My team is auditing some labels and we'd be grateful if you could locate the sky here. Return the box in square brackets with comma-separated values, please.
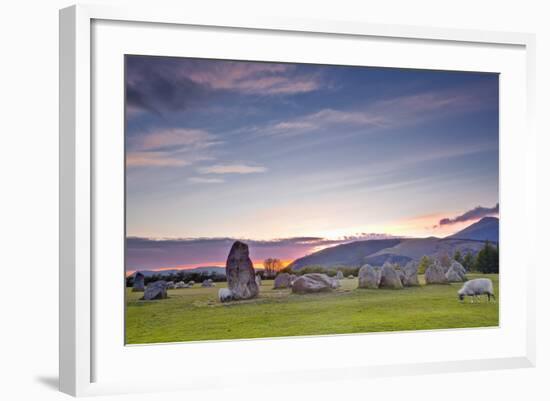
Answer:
[125, 55, 499, 271]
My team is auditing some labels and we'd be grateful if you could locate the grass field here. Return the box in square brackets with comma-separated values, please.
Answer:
[125, 273, 499, 344]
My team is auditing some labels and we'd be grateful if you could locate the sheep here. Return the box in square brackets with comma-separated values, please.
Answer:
[458, 278, 496, 303]
[218, 288, 233, 303]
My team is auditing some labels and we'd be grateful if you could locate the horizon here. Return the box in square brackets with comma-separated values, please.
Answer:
[125, 56, 499, 273]
[125, 215, 499, 273]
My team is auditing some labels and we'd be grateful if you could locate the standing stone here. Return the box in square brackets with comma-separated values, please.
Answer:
[132, 272, 145, 292]
[255, 274, 262, 287]
[273, 272, 292, 289]
[445, 261, 467, 282]
[291, 273, 335, 294]
[336, 271, 344, 280]
[402, 261, 420, 286]
[141, 280, 168, 300]
[226, 241, 259, 300]
[379, 263, 404, 289]
[425, 261, 449, 284]
[358, 264, 381, 289]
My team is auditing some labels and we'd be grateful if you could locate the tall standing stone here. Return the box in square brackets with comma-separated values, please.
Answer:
[132, 271, 145, 292]
[226, 241, 259, 300]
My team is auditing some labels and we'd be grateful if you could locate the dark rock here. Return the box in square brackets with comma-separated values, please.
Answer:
[226, 241, 259, 300]
[141, 280, 168, 300]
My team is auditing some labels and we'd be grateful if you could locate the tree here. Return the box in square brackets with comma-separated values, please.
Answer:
[474, 241, 499, 274]
[453, 250, 463, 265]
[418, 255, 431, 274]
[263, 258, 284, 278]
[463, 252, 475, 271]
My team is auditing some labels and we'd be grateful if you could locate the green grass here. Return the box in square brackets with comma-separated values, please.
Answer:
[125, 274, 499, 344]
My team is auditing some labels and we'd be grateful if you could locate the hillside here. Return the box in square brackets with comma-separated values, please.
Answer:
[288, 218, 499, 270]
[445, 216, 499, 242]
[287, 238, 402, 270]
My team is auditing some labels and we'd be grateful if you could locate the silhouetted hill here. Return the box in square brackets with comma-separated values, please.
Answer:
[445, 217, 499, 242]
[288, 239, 402, 270]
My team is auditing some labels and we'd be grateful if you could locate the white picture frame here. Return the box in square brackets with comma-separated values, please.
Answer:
[59, 4, 536, 397]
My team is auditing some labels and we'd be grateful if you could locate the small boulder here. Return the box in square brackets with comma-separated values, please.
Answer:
[401, 261, 420, 286]
[218, 288, 233, 303]
[358, 264, 381, 289]
[425, 261, 449, 284]
[132, 272, 145, 292]
[273, 273, 292, 289]
[141, 280, 168, 300]
[379, 263, 404, 289]
[291, 273, 335, 294]
[347, 275, 355, 279]
[166, 281, 175, 289]
[201, 279, 215, 287]
[336, 271, 344, 280]
[225, 241, 259, 300]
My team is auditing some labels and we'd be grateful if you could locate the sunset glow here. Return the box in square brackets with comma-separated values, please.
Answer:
[125, 56, 498, 273]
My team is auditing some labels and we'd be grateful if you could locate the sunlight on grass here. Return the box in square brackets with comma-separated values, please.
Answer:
[125, 274, 498, 344]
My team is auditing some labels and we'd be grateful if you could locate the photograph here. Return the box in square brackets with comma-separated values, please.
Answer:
[124, 55, 499, 345]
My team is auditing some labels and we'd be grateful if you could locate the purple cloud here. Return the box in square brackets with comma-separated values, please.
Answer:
[438, 203, 499, 226]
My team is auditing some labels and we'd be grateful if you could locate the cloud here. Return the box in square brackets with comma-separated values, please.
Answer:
[198, 163, 267, 174]
[250, 83, 496, 138]
[438, 203, 499, 226]
[127, 128, 220, 168]
[188, 177, 225, 184]
[180, 61, 321, 95]
[137, 128, 219, 151]
[126, 56, 324, 116]
[126, 152, 193, 168]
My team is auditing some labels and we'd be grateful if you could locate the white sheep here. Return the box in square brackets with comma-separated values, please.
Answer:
[458, 278, 496, 303]
[218, 288, 233, 303]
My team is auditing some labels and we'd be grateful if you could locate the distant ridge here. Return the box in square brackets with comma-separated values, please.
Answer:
[287, 238, 402, 270]
[130, 266, 225, 278]
[288, 218, 499, 270]
[445, 217, 499, 243]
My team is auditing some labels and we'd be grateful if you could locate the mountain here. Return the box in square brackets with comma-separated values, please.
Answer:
[288, 218, 499, 270]
[445, 217, 499, 242]
[287, 238, 402, 270]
